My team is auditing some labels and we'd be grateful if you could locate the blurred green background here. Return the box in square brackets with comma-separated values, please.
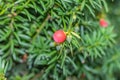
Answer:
[108, 0, 120, 41]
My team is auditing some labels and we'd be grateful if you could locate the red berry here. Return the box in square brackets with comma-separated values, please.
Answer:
[53, 30, 66, 43]
[99, 19, 108, 27]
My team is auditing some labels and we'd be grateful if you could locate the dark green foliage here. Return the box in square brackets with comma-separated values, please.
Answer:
[0, 0, 119, 80]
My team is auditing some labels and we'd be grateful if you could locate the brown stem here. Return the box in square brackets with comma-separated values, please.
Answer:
[32, 14, 51, 41]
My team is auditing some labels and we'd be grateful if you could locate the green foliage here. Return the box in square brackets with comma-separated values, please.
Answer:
[0, 0, 119, 80]
[10, 73, 34, 80]
[0, 58, 8, 80]
[82, 27, 116, 59]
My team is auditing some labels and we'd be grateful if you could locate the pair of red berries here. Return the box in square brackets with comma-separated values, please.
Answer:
[53, 19, 108, 43]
